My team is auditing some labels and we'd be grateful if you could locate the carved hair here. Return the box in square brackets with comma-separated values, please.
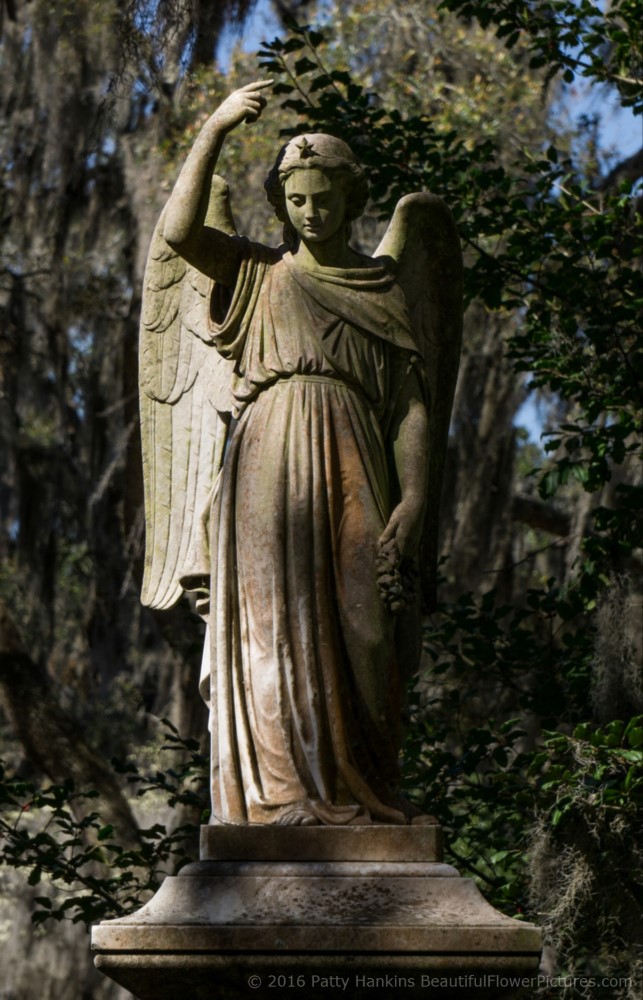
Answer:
[264, 134, 369, 248]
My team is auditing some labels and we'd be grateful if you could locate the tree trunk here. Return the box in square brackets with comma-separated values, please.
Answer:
[0, 600, 140, 845]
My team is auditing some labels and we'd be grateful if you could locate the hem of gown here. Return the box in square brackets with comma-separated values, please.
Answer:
[209, 797, 415, 828]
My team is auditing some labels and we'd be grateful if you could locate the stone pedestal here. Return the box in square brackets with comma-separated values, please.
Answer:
[92, 825, 541, 999]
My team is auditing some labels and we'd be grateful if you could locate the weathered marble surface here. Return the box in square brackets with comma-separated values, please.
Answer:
[97, 83, 541, 998]
[199, 822, 443, 862]
[139, 82, 463, 826]
[92, 825, 541, 1000]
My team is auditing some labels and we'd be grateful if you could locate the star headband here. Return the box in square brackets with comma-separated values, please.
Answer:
[277, 134, 360, 174]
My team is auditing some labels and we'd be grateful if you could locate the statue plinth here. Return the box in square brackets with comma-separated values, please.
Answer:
[92, 825, 541, 999]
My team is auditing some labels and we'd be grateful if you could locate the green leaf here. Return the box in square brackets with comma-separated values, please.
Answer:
[310, 74, 333, 94]
[627, 727, 643, 748]
[28, 868, 42, 886]
[308, 30, 325, 47]
[624, 766, 637, 792]
[539, 469, 560, 498]
[281, 13, 302, 33]
[570, 464, 590, 484]
[282, 38, 305, 53]
[294, 56, 318, 75]
[257, 59, 283, 73]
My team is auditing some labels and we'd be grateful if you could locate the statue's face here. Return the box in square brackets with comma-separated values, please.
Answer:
[284, 169, 346, 244]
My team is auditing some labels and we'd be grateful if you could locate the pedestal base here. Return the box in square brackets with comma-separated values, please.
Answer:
[92, 826, 541, 999]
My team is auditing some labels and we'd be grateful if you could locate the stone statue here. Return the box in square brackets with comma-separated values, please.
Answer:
[138, 81, 463, 828]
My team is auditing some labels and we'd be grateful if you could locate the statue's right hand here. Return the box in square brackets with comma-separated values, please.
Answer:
[215, 80, 273, 132]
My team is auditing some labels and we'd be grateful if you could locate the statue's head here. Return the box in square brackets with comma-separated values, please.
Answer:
[264, 134, 369, 248]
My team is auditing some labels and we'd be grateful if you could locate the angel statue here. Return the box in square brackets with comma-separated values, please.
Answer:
[139, 81, 463, 827]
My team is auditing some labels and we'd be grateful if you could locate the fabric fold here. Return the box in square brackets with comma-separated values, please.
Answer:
[201, 247, 421, 826]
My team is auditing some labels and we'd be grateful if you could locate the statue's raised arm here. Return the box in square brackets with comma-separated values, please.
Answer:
[139, 82, 271, 609]
[139, 86, 462, 826]
[162, 79, 273, 285]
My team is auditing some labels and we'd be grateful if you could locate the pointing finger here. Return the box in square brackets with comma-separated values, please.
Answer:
[243, 79, 273, 92]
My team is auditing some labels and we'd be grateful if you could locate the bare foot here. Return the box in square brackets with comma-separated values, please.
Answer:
[277, 806, 320, 826]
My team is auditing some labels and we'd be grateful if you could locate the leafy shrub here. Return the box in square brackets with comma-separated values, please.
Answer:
[0, 721, 208, 926]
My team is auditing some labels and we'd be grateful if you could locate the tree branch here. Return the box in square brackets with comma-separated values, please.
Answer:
[599, 147, 643, 193]
[513, 494, 571, 537]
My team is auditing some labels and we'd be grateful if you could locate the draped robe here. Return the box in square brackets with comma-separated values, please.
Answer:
[196, 243, 424, 825]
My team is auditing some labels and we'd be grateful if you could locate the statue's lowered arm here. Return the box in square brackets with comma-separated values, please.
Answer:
[376, 193, 463, 611]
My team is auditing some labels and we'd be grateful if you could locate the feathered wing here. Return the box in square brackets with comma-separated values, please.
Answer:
[139, 177, 237, 610]
[376, 193, 463, 611]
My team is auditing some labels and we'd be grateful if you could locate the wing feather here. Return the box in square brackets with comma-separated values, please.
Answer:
[140, 178, 237, 610]
[377, 192, 463, 610]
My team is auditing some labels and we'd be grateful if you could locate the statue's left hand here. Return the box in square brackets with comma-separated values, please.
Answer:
[379, 498, 425, 560]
